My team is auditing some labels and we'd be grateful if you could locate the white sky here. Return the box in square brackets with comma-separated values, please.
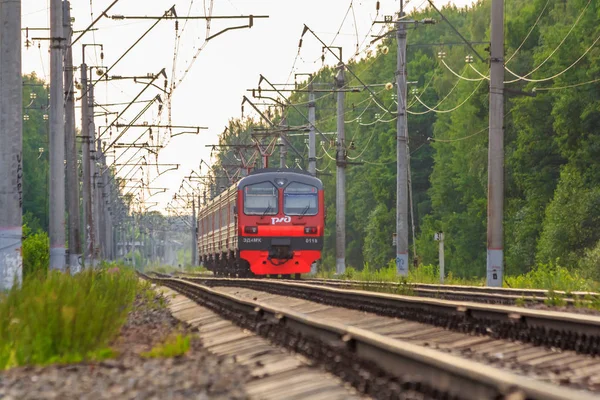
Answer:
[22, 0, 475, 214]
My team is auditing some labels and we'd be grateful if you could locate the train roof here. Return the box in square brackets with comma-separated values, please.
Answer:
[238, 168, 323, 190]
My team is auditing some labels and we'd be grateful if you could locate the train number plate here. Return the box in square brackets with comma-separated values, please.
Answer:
[243, 238, 263, 243]
[305, 238, 319, 244]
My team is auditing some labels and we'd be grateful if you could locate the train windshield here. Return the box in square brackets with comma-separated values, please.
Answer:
[244, 182, 278, 215]
[284, 182, 318, 216]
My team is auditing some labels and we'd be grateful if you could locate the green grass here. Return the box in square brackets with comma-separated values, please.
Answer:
[318, 260, 599, 292]
[504, 262, 599, 292]
[138, 279, 168, 310]
[315, 260, 600, 309]
[321, 262, 484, 286]
[142, 334, 191, 358]
[0, 266, 138, 370]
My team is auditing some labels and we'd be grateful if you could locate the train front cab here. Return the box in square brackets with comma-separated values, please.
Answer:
[237, 170, 324, 275]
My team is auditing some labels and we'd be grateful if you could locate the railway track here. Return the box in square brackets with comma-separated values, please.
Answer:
[145, 273, 599, 399]
[170, 271, 599, 307]
[177, 276, 600, 354]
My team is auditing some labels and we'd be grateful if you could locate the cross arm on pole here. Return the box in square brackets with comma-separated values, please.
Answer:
[241, 96, 304, 161]
[425, 0, 486, 62]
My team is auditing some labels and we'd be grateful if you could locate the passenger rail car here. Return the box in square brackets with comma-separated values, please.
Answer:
[198, 169, 325, 277]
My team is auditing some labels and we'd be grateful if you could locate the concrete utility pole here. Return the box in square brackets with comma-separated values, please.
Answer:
[80, 62, 95, 266]
[308, 79, 317, 176]
[191, 197, 197, 266]
[63, 0, 82, 272]
[435, 232, 445, 283]
[487, 0, 504, 287]
[49, 0, 66, 271]
[98, 141, 112, 260]
[279, 137, 287, 168]
[395, 1, 409, 276]
[335, 60, 346, 276]
[0, 0, 23, 290]
[89, 82, 103, 261]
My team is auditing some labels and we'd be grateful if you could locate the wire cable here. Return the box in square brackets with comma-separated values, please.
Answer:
[347, 124, 378, 160]
[440, 59, 487, 82]
[410, 80, 484, 114]
[534, 76, 600, 90]
[320, 142, 337, 161]
[504, 0, 592, 83]
[406, 65, 466, 114]
[429, 110, 513, 143]
[468, 64, 489, 80]
[505, 32, 600, 83]
[505, 0, 551, 64]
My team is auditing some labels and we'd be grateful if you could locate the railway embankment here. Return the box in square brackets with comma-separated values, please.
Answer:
[0, 266, 251, 399]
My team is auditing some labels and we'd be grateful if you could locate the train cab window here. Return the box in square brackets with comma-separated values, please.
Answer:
[284, 182, 318, 216]
[244, 182, 278, 215]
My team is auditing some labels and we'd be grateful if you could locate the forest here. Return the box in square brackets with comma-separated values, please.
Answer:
[211, 0, 600, 280]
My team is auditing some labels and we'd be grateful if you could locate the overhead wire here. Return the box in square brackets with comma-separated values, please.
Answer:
[429, 110, 514, 143]
[534, 76, 600, 91]
[504, 0, 592, 83]
[410, 80, 484, 115]
[505, 0, 551, 64]
[504, 32, 600, 83]
[347, 123, 378, 160]
[440, 59, 487, 82]
[406, 65, 466, 114]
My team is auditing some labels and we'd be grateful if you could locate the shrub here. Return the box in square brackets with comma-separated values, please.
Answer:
[22, 226, 49, 277]
[504, 261, 598, 292]
[579, 241, 600, 282]
[0, 266, 138, 370]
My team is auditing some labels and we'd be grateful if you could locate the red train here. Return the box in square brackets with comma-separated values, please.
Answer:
[198, 168, 325, 277]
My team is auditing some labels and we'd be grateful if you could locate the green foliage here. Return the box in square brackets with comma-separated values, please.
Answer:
[209, 1, 600, 280]
[363, 204, 395, 267]
[142, 334, 191, 358]
[579, 241, 600, 281]
[22, 225, 49, 277]
[22, 74, 51, 232]
[0, 266, 138, 370]
[536, 166, 600, 268]
[544, 290, 567, 307]
[504, 262, 598, 292]
[138, 280, 167, 310]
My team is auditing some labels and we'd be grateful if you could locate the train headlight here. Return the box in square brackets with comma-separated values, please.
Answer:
[244, 226, 258, 234]
[304, 227, 317, 234]
[274, 178, 287, 187]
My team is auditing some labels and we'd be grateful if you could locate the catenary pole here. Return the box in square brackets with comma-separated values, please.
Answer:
[89, 82, 102, 260]
[49, 0, 66, 271]
[308, 79, 316, 176]
[335, 60, 346, 276]
[0, 0, 23, 289]
[63, 0, 82, 272]
[395, 1, 409, 276]
[279, 116, 287, 168]
[191, 197, 197, 266]
[81, 62, 95, 266]
[105, 160, 114, 260]
[487, 0, 504, 287]
[308, 78, 318, 275]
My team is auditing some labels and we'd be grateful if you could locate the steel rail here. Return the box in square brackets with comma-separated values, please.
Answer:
[175, 276, 600, 355]
[144, 274, 597, 400]
[301, 278, 599, 298]
[173, 272, 598, 306]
